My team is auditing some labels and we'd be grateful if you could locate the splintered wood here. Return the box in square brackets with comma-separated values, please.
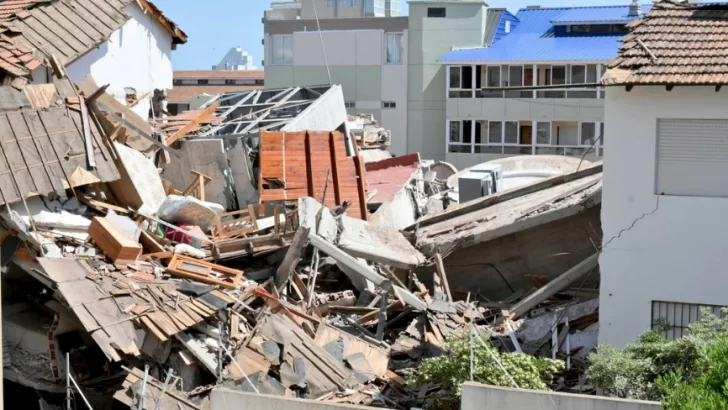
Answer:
[258, 130, 368, 220]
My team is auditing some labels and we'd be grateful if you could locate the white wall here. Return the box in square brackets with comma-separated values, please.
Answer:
[600, 86, 728, 348]
[65, 3, 174, 119]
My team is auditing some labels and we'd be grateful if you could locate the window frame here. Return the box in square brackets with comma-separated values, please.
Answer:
[536, 121, 552, 145]
[382, 101, 397, 109]
[570, 64, 587, 85]
[551, 65, 567, 86]
[579, 121, 597, 146]
[270, 34, 293, 66]
[384, 32, 403, 65]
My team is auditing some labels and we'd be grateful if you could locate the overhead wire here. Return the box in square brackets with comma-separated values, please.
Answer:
[311, 0, 332, 84]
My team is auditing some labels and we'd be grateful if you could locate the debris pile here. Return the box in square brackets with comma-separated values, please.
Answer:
[0, 71, 606, 409]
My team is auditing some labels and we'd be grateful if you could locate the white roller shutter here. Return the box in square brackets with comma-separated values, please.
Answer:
[656, 119, 728, 197]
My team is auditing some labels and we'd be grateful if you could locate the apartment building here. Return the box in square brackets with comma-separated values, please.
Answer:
[264, 0, 495, 158]
[267, 0, 400, 20]
[440, 3, 649, 168]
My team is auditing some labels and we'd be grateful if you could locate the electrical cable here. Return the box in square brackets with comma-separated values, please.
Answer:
[311, 0, 332, 85]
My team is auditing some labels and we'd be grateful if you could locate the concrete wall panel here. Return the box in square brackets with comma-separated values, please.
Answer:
[356, 31, 383, 66]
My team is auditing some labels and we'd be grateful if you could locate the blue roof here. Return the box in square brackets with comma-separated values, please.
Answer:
[439, 5, 651, 64]
[551, 5, 652, 25]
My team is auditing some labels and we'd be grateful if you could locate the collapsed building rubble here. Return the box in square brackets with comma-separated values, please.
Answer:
[0, 58, 608, 409]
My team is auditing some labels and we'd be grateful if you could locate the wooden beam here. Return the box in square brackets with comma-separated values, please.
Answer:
[275, 226, 310, 290]
[165, 102, 220, 145]
[305, 131, 315, 197]
[505, 253, 600, 320]
[434, 253, 453, 302]
[85, 84, 110, 104]
[78, 95, 96, 169]
[329, 131, 342, 205]
[353, 155, 368, 221]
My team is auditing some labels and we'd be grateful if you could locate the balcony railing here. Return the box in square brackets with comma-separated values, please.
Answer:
[451, 88, 605, 99]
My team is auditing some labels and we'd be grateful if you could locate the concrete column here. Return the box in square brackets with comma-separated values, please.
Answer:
[596, 121, 602, 156]
[471, 119, 476, 153]
[596, 64, 602, 99]
[531, 120, 537, 155]
[532, 64, 537, 99]
[446, 66, 450, 99]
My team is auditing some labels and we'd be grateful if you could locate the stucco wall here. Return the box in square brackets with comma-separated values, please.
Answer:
[600, 86, 728, 347]
[461, 383, 661, 410]
[407, 1, 487, 161]
[447, 98, 604, 122]
[65, 3, 173, 119]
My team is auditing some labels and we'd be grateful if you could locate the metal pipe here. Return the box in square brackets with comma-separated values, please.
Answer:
[140, 364, 149, 410]
[155, 369, 175, 410]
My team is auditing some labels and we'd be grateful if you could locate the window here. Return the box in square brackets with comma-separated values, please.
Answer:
[488, 121, 502, 144]
[504, 121, 519, 144]
[462, 120, 472, 144]
[344, 101, 355, 108]
[536, 122, 551, 144]
[449, 66, 461, 89]
[327, 0, 334, 6]
[505, 20, 511, 33]
[552, 66, 566, 85]
[173, 79, 182, 85]
[382, 101, 396, 109]
[656, 119, 728, 197]
[461, 66, 473, 89]
[486, 66, 500, 87]
[385, 33, 403, 64]
[506, 66, 523, 87]
[449, 121, 460, 142]
[197, 79, 208, 85]
[255, 79, 264, 85]
[581, 122, 596, 145]
[427, 7, 446, 18]
[652, 301, 726, 340]
[271, 34, 293, 65]
[571, 65, 586, 84]
[225, 79, 235, 85]
[337, 0, 354, 7]
[555, 123, 579, 146]
[600, 123, 605, 146]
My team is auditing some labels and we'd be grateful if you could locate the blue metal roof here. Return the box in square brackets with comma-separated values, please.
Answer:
[439, 5, 650, 64]
[551, 5, 652, 25]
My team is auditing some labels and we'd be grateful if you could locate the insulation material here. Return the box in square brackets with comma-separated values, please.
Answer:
[157, 195, 225, 232]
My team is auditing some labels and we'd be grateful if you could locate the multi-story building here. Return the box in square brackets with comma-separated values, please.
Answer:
[263, 0, 496, 158]
[168, 70, 265, 114]
[212, 47, 256, 70]
[440, 3, 649, 168]
[267, 0, 400, 20]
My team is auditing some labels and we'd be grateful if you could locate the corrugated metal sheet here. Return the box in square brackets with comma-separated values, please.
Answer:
[551, 5, 652, 25]
[259, 131, 369, 221]
[440, 6, 623, 63]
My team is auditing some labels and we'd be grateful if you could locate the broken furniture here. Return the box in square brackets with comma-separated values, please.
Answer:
[211, 204, 259, 239]
[89, 216, 143, 264]
[167, 254, 243, 289]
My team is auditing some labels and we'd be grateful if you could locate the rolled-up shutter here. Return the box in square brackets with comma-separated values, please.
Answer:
[656, 119, 728, 197]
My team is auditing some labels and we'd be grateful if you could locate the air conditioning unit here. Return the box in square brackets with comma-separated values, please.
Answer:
[458, 163, 503, 203]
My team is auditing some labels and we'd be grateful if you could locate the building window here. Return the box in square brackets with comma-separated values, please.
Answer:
[448, 66, 473, 98]
[225, 79, 235, 85]
[581, 122, 597, 146]
[571, 65, 586, 84]
[652, 301, 725, 340]
[173, 79, 182, 85]
[656, 118, 728, 197]
[327, 0, 334, 6]
[536, 122, 551, 144]
[385, 33, 403, 64]
[449, 121, 460, 143]
[344, 101, 355, 108]
[197, 79, 208, 85]
[552, 66, 566, 85]
[271, 34, 293, 65]
[505, 20, 511, 33]
[427, 7, 446, 18]
[383, 101, 396, 108]
[504, 121, 519, 144]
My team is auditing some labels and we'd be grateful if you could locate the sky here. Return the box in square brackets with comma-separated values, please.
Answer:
[154, 0, 634, 70]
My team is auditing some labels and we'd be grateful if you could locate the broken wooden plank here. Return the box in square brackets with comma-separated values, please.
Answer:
[275, 226, 310, 290]
[434, 253, 453, 302]
[505, 253, 600, 320]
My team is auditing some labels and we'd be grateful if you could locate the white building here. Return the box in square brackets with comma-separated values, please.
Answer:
[600, 0, 728, 347]
[0, 0, 186, 120]
[213, 47, 257, 70]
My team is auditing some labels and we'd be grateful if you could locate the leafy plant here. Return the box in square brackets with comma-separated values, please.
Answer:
[588, 307, 728, 402]
[407, 332, 564, 397]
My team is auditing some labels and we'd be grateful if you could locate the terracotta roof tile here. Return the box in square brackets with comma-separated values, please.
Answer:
[0, 0, 41, 21]
[605, 0, 728, 85]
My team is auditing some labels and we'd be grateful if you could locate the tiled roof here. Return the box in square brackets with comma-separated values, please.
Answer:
[0, 0, 40, 21]
[439, 5, 633, 63]
[551, 4, 651, 25]
[168, 85, 263, 103]
[174, 70, 265, 80]
[605, 0, 728, 85]
[0, 29, 41, 78]
[138, 0, 187, 44]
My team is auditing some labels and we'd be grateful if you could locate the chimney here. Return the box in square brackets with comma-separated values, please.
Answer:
[628, 0, 641, 17]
